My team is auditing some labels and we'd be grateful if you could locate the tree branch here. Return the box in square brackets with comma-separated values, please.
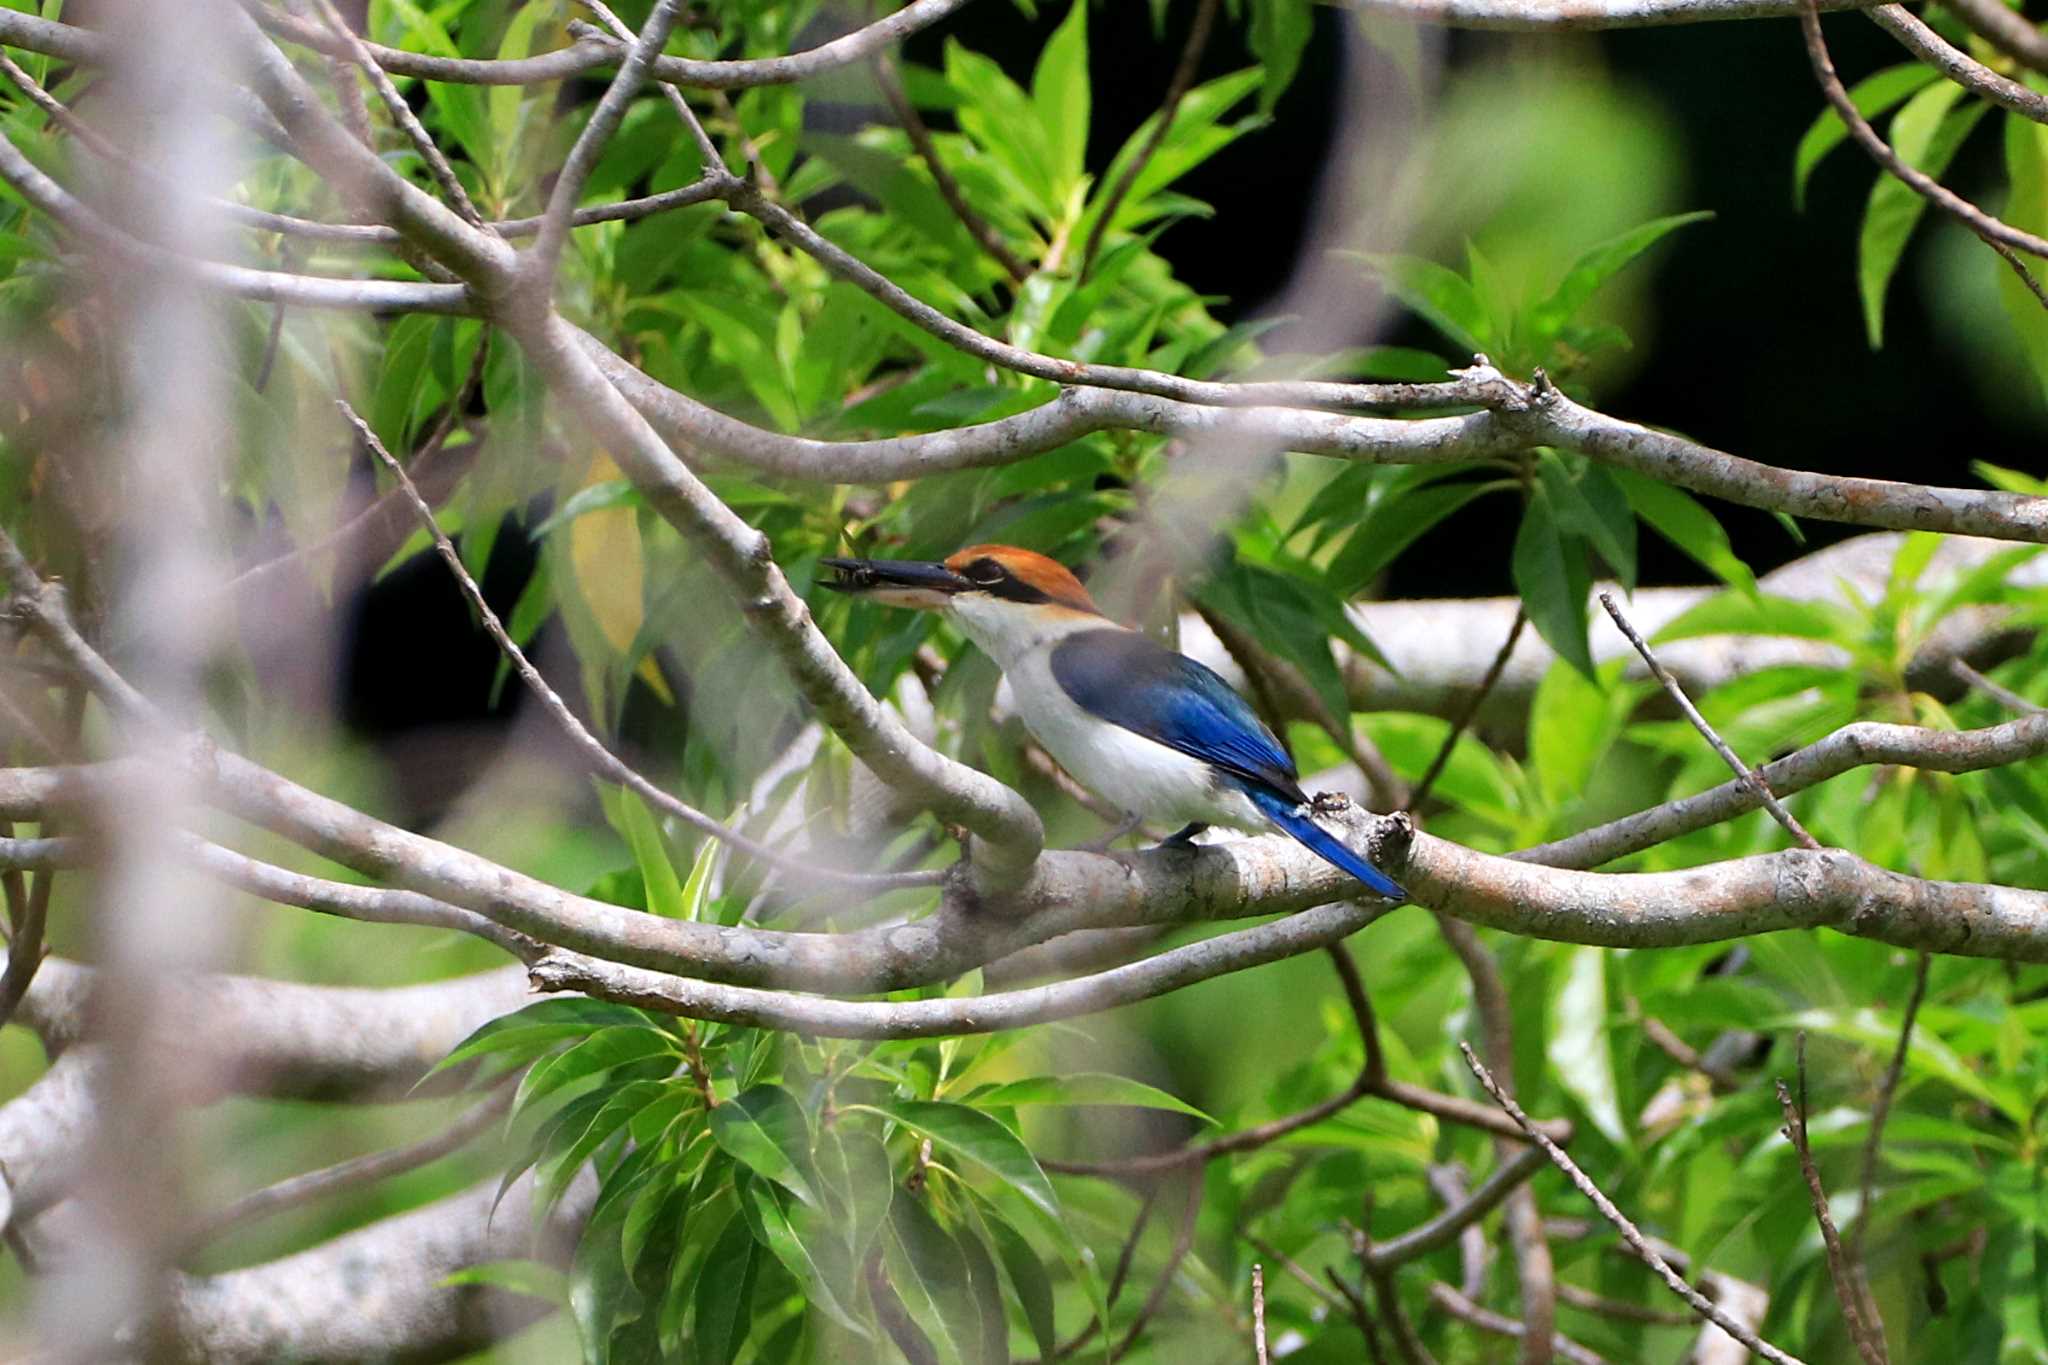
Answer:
[165, 1169, 594, 1363]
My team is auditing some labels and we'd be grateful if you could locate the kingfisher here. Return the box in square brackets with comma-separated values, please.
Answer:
[820, 544, 1406, 901]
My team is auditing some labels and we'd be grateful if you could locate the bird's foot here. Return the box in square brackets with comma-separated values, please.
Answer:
[1158, 822, 1209, 850]
[1078, 812, 1144, 853]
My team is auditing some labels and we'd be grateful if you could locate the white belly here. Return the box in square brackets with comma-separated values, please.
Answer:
[1005, 646, 1267, 832]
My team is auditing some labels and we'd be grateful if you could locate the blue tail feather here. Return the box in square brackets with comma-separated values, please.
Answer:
[1246, 786, 1407, 902]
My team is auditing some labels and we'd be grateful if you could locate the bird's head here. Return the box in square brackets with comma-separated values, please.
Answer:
[820, 544, 1101, 619]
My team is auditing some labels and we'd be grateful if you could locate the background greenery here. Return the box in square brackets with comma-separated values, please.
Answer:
[3, 0, 2048, 1360]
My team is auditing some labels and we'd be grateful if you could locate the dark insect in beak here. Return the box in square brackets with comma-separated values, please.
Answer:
[818, 557, 972, 610]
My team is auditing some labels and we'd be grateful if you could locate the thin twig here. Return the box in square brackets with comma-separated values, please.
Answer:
[1424, 1164, 1491, 1298]
[1460, 1042, 1808, 1365]
[1079, 0, 1220, 279]
[874, 53, 1029, 284]
[1434, 913, 1556, 1365]
[1410, 608, 1525, 811]
[1777, 1036, 1889, 1364]
[335, 399, 938, 889]
[530, 0, 689, 289]
[1240, 1232, 1349, 1312]
[1938, 0, 2048, 75]
[1427, 1283, 1612, 1365]
[1252, 1263, 1269, 1365]
[303, 0, 488, 228]
[183, 1085, 513, 1250]
[0, 685, 76, 1034]
[1554, 1282, 1696, 1327]
[578, 0, 722, 172]
[1640, 1014, 1741, 1092]
[1599, 592, 1822, 849]
[1800, 0, 2048, 310]
[1951, 659, 2043, 715]
[1852, 952, 1930, 1269]
[1111, 1176, 1204, 1362]
[1357, 1216, 1437, 1365]
[1042, 945, 1551, 1176]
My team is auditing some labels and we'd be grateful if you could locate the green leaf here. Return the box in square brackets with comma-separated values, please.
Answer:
[1032, 0, 1090, 197]
[1538, 453, 1638, 592]
[1327, 477, 1494, 596]
[968, 1072, 1215, 1123]
[738, 1173, 870, 1333]
[1859, 83, 1985, 348]
[985, 1212, 1058, 1361]
[438, 1258, 568, 1302]
[533, 479, 640, 539]
[1793, 64, 1941, 209]
[1511, 486, 1596, 680]
[1547, 946, 1627, 1145]
[1608, 468, 1758, 595]
[885, 1195, 1003, 1364]
[1356, 253, 1489, 355]
[1190, 556, 1383, 717]
[603, 786, 688, 921]
[694, 1210, 760, 1365]
[871, 1100, 1062, 1222]
[1529, 211, 1712, 345]
[514, 1024, 680, 1116]
[1249, 0, 1314, 113]
[427, 999, 657, 1081]
[2000, 110, 2048, 406]
[949, 40, 1059, 217]
[1528, 658, 1621, 811]
[1654, 590, 1865, 646]
[709, 1084, 819, 1209]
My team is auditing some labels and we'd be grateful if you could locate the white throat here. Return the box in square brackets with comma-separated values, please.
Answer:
[945, 595, 1107, 671]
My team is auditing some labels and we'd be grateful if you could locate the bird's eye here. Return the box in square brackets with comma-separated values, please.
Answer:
[965, 558, 1004, 585]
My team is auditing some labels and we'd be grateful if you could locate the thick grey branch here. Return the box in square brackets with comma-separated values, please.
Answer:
[166, 1170, 593, 1364]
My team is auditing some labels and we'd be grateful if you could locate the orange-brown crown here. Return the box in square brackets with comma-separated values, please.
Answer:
[944, 544, 1099, 614]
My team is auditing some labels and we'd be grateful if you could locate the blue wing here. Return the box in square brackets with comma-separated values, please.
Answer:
[1049, 628, 1302, 799]
[1051, 628, 1407, 901]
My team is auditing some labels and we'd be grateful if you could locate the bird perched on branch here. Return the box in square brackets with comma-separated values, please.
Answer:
[821, 544, 1406, 901]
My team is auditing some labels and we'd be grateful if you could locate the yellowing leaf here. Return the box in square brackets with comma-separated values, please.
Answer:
[565, 453, 673, 705]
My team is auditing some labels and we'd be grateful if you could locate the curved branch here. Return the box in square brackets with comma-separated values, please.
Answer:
[1870, 4, 2048, 126]
[592, 336, 2048, 544]
[0, 958, 531, 1230]
[1937, 0, 2048, 75]
[249, 0, 976, 91]
[0, 127, 471, 312]
[1519, 710, 2048, 868]
[1347, 0, 1882, 27]
[529, 900, 1390, 1038]
[166, 1170, 593, 1364]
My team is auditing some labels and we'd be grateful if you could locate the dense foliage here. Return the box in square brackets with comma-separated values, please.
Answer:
[3, 0, 2048, 1361]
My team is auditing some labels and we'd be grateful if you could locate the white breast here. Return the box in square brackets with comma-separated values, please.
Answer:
[1002, 634, 1269, 833]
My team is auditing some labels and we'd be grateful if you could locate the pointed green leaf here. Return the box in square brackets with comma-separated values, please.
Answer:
[969, 1073, 1214, 1124]
[1531, 211, 1711, 343]
[1511, 486, 1596, 680]
[694, 1210, 759, 1365]
[1859, 84, 1984, 347]
[1609, 468, 1758, 596]
[1033, 0, 1090, 195]
[514, 1024, 680, 1116]
[709, 1084, 819, 1208]
[1547, 946, 1627, 1145]
[871, 1100, 1061, 1222]
[1356, 253, 1489, 355]
[1794, 63, 1941, 208]
[1249, 0, 1314, 113]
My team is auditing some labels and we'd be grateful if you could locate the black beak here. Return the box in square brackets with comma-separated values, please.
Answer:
[818, 557, 972, 607]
